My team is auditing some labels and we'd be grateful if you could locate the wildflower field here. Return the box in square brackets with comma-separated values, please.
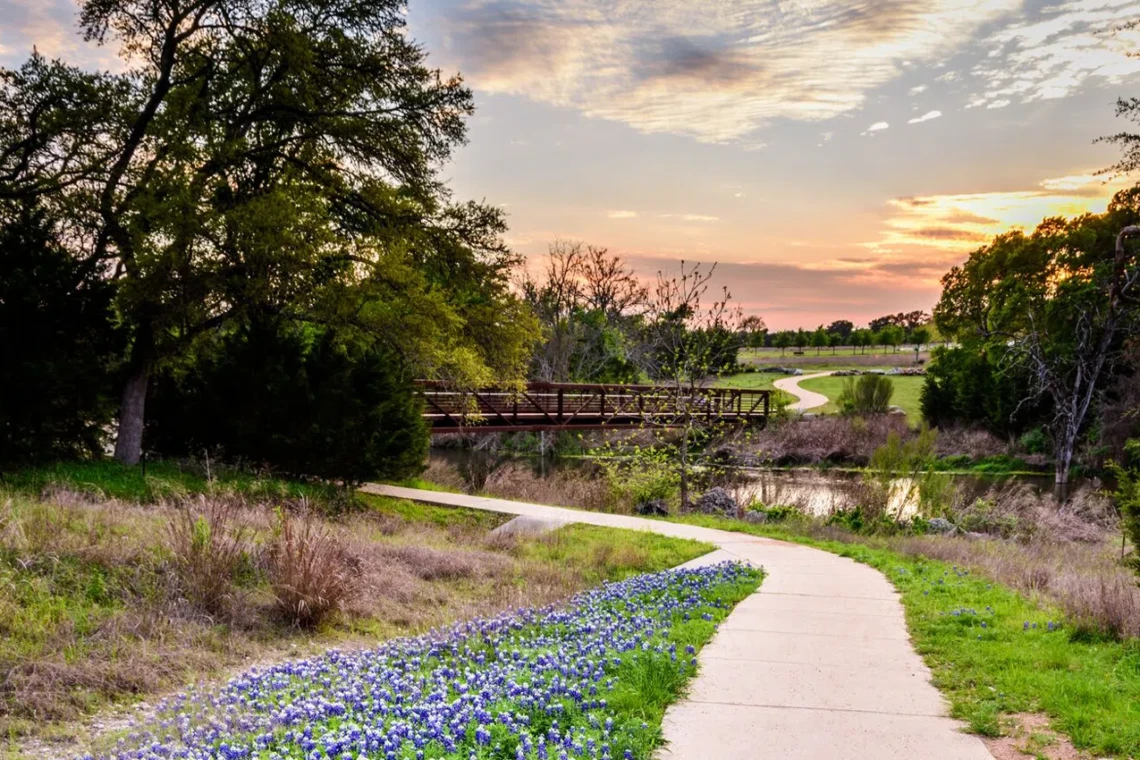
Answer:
[84, 562, 761, 760]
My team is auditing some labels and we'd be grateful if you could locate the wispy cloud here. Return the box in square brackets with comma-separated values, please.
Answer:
[968, 0, 1140, 108]
[864, 172, 1130, 255]
[659, 213, 719, 222]
[862, 121, 890, 136]
[0, 0, 122, 70]
[908, 110, 942, 124]
[440, 0, 1021, 143]
[607, 210, 638, 219]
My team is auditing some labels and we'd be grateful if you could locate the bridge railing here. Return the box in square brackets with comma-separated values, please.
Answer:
[416, 380, 770, 432]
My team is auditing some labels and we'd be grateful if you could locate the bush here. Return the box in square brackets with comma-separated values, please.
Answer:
[0, 204, 122, 462]
[264, 510, 359, 627]
[838, 374, 894, 415]
[148, 322, 428, 485]
[1019, 427, 1051, 455]
[921, 346, 1045, 437]
[167, 497, 250, 617]
[1110, 439, 1140, 579]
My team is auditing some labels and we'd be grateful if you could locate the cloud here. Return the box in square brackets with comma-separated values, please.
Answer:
[439, 0, 1021, 143]
[0, 0, 122, 70]
[607, 210, 638, 219]
[907, 110, 942, 124]
[623, 255, 942, 329]
[968, 0, 1140, 109]
[659, 213, 719, 222]
[908, 84, 928, 95]
[862, 121, 890, 135]
[864, 172, 1131, 255]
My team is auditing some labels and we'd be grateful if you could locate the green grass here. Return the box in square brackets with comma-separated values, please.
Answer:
[739, 347, 929, 367]
[714, 371, 785, 390]
[0, 459, 338, 504]
[518, 524, 715, 583]
[359, 491, 508, 531]
[796, 374, 925, 423]
[668, 514, 1140, 758]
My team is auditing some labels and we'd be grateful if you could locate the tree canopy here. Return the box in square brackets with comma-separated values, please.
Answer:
[932, 189, 1140, 482]
[0, 0, 537, 463]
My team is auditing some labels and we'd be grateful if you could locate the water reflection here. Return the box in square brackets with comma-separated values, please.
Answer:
[427, 449, 1064, 517]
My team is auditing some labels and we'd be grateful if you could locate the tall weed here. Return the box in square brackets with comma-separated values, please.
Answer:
[263, 509, 359, 627]
[166, 497, 250, 618]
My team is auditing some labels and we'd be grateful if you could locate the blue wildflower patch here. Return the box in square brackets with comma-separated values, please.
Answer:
[82, 562, 761, 760]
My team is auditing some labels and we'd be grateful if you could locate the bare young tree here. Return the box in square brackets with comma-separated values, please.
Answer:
[521, 240, 648, 383]
[642, 261, 743, 506]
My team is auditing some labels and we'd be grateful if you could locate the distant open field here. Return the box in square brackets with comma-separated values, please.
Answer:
[739, 347, 930, 368]
[797, 374, 925, 424]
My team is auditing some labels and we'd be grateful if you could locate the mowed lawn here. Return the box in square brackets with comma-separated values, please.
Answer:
[796, 374, 925, 424]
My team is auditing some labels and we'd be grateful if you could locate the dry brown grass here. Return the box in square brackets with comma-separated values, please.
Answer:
[745, 415, 914, 465]
[167, 496, 251, 619]
[425, 456, 616, 512]
[263, 511, 361, 627]
[888, 535, 1140, 639]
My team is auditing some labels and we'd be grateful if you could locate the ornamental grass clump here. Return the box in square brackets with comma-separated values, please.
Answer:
[79, 561, 760, 760]
[264, 509, 360, 627]
[167, 496, 250, 618]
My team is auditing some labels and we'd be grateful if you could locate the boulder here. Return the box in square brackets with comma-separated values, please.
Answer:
[692, 487, 738, 516]
[490, 514, 568, 538]
[927, 517, 957, 535]
[743, 511, 768, 524]
[635, 499, 670, 517]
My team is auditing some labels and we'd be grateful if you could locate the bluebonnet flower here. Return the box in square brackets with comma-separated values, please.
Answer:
[78, 563, 757, 760]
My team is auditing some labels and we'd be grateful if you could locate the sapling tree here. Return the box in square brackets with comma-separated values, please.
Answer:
[638, 262, 744, 508]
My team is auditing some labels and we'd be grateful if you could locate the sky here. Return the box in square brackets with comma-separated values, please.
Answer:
[2, 0, 1139, 329]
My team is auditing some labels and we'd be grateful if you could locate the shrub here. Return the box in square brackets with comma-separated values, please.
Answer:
[1019, 427, 1051, 455]
[167, 497, 250, 617]
[0, 203, 122, 463]
[838, 374, 894, 415]
[1110, 439, 1140, 579]
[148, 321, 428, 485]
[264, 510, 359, 627]
[921, 345, 1046, 437]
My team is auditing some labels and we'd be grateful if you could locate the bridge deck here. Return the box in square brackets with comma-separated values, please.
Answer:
[416, 381, 770, 433]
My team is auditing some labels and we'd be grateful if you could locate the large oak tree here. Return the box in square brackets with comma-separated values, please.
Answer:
[0, 0, 536, 464]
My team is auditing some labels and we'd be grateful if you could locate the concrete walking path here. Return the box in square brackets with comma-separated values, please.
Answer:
[772, 370, 834, 412]
[364, 484, 993, 760]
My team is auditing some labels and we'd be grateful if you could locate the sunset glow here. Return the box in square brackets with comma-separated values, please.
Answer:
[4, 0, 1137, 328]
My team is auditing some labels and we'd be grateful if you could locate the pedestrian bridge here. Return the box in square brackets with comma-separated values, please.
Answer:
[416, 380, 771, 433]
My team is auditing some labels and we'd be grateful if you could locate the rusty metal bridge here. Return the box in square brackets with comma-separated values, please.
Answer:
[416, 381, 771, 434]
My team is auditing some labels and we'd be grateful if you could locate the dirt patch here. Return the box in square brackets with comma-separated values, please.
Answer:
[982, 713, 1093, 760]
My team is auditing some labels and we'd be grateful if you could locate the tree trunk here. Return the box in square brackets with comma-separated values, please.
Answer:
[679, 433, 690, 508]
[1054, 433, 1074, 488]
[113, 325, 155, 466]
[113, 367, 149, 465]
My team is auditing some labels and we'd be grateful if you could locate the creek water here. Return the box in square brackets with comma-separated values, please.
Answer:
[427, 449, 1068, 517]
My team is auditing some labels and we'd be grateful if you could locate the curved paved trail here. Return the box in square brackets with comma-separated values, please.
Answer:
[365, 484, 993, 760]
[773, 370, 834, 412]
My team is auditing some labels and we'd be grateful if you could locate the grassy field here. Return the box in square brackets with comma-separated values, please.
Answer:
[673, 514, 1140, 758]
[739, 346, 930, 368]
[0, 460, 714, 756]
[797, 373, 925, 423]
[796, 374, 925, 416]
